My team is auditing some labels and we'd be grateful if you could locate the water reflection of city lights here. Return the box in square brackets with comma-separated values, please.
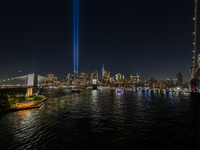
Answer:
[92, 90, 98, 102]
[15, 110, 31, 116]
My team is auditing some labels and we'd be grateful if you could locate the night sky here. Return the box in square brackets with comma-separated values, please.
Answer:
[0, 0, 199, 81]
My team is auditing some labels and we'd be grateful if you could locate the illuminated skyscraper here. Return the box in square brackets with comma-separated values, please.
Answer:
[130, 75, 133, 82]
[102, 64, 105, 78]
[105, 71, 107, 78]
[130, 73, 139, 83]
[136, 73, 139, 81]
[93, 70, 98, 79]
[108, 72, 110, 78]
[44, 73, 57, 85]
[73, 0, 79, 73]
[115, 73, 121, 83]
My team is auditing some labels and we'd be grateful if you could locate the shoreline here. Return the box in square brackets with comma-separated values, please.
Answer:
[0, 98, 47, 114]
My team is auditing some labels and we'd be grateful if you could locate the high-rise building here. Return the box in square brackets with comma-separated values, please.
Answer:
[108, 72, 110, 78]
[136, 73, 139, 81]
[93, 70, 98, 79]
[102, 64, 105, 78]
[130, 75, 133, 82]
[44, 73, 57, 85]
[176, 72, 183, 86]
[65, 73, 71, 84]
[105, 71, 107, 78]
[115, 73, 121, 83]
[81, 72, 86, 77]
[71, 71, 77, 79]
[130, 73, 139, 83]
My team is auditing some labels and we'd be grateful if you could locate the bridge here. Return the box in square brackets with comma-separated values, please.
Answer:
[0, 74, 44, 88]
[0, 74, 44, 96]
[189, 0, 200, 93]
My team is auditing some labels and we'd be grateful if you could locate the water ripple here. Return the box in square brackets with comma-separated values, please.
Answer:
[0, 89, 199, 150]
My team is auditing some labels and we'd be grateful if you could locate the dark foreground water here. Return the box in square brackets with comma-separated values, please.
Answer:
[0, 88, 199, 150]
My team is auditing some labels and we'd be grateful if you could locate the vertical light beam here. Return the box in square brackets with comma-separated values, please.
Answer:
[73, 0, 76, 72]
[77, 0, 79, 73]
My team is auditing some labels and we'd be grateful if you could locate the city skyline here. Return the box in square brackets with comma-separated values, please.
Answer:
[0, 0, 199, 81]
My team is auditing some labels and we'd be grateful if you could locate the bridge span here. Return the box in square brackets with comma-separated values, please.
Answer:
[0, 74, 44, 86]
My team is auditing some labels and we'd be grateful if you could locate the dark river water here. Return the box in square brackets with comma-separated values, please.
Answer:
[0, 88, 199, 150]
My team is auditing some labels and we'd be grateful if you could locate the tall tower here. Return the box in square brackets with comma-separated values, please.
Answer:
[102, 64, 105, 78]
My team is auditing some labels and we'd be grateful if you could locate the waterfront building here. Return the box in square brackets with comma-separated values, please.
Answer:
[166, 79, 173, 88]
[130, 73, 139, 83]
[115, 73, 121, 83]
[112, 77, 115, 83]
[90, 70, 98, 84]
[149, 77, 156, 88]
[160, 80, 167, 89]
[44, 73, 57, 85]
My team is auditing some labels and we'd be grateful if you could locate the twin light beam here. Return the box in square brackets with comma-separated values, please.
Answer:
[73, 0, 79, 73]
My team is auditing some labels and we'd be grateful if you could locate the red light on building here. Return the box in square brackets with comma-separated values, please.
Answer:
[192, 88, 194, 91]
